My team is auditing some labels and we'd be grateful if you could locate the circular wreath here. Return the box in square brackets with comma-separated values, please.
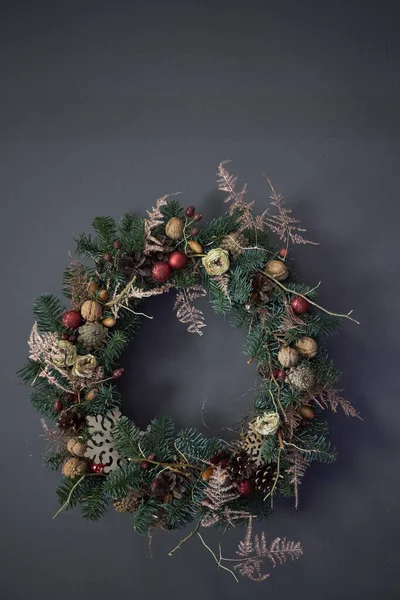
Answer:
[21, 162, 359, 582]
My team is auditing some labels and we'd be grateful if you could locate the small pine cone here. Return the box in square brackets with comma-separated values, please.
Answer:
[220, 232, 249, 259]
[287, 364, 315, 391]
[113, 490, 143, 513]
[151, 472, 186, 504]
[254, 464, 276, 494]
[227, 450, 256, 482]
[77, 322, 109, 351]
[57, 408, 85, 434]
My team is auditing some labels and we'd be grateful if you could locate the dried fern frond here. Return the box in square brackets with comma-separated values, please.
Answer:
[286, 448, 310, 509]
[282, 406, 302, 440]
[212, 274, 232, 306]
[201, 466, 238, 513]
[264, 177, 318, 246]
[63, 258, 90, 310]
[174, 285, 207, 336]
[143, 194, 172, 255]
[303, 385, 361, 419]
[233, 517, 303, 581]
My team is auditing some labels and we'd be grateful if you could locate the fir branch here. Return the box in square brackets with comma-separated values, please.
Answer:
[118, 213, 145, 254]
[75, 233, 100, 260]
[141, 416, 176, 462]
[264, 177, 318, 246]
[174, 285, 207, 335]
[33, 295, 65, 333]
[92, 216, 118, 251]
[134, 499, 159, 535]
[286, 448, 310, 509]
[112, 416, 143, 458]
[62, 259, 90, 309]
[101, 330, 129, 371]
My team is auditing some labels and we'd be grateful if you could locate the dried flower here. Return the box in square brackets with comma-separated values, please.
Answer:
[51, 340, 77, 368]
[72, 354, 97, 378]
[253, 412, 280, 436]
[202, 248, 230, 276]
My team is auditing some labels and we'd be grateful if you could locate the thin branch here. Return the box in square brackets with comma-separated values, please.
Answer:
[197, 532, 239, 583]
[52, 475, 85, 519]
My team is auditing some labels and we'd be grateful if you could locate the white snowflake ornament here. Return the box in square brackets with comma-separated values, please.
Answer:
[84, 408, 122, 473]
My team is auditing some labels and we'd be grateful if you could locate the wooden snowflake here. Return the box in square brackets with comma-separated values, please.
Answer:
[84, 409, 122, 473]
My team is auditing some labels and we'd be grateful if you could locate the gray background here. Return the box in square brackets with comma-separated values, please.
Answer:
[1, 1, 399, 598]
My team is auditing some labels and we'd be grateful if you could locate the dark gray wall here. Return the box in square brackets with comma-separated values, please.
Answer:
[1, 1, 399, 599]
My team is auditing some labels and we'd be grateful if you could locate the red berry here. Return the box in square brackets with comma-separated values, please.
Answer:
[147, 453, 156, 461]
[68, 334, 77, 342]
[91, 462, 105, 474]
[168, 250, 188, 271]
[113, 240, 122, 249]
[219, 449, 228, 458]
[53, 399, 63, 413]
[190, 227, 199, 236]
[113, 368, 124, 379]
[66, 392, 77, 403]
[140, 461, 151, 470]
[231, 480, 240, 490]
[193, 213, 202, 222]
[279, 248, 288, 258]
[151, 261, 171, 283]
[276, 370, 286, 382]
[151, 478, 164, 491]
[103, 252, 112, 263]
[61, 333, 69, 340]
[61, 310, 82, 330]
[290, 296, 310, 315]
[239, 480, 255, 497]
[185, 206, 195, 217]
[220, 458, 229, 469]
[210, 456, 220, 465]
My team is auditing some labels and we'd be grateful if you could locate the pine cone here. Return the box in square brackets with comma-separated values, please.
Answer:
[254, 464, 276, 494]
[227, 450, 256, 482]
[118, 246, 170, 283]
[113, 490, 143, 513]
[249, 273, 274, 306]
[57, 407, 85, 434]
[77, 322, 108, 351]
[151, 472, 186, 504]
[220, 232, 249, 259]
[287, 364, 315, 391]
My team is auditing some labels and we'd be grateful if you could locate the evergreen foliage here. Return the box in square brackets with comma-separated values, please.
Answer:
[34, 294, 65, 333]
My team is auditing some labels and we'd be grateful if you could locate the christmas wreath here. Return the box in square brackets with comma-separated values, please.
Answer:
[20, 162, 359, 582]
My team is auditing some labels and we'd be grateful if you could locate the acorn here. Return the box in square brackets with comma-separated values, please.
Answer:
[299, 406, 315, 420]
[201, 466, 214, 482]
[88, 280, 99, 293]
[295, 337, 318, 359]
[264, 260, 289, 281]
[85, 388, 99, 402]
[102, 316, 116, 328]
[98, 289, 110, 302]
[165, 217, 184, 240]
[187, 239, 203, 254]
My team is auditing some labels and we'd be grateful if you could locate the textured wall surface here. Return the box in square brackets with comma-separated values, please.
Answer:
[1, 1, 399, 599]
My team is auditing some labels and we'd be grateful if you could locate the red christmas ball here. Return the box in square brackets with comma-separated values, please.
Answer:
[290, 296, 310, 315]
[62, 310, 82, 330]
[140, 461, 151, 470]
[113, 368, 124, 379]
[53, 399, 63, 413]
[239, 479, 255, 498]
[90, 462, 105, 474]
[185, 205, 195, 217]
[168, 250, 188, 271]
[151, 261, 171, 283]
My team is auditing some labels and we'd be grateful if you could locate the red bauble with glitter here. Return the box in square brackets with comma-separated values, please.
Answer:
[151, 261, 171, 283]
[290, 296, 310, 315]
[90, 462, 105, 474]
[62, 310, 82, 330]
[168, 250, 188, 271]
[239, 479, 254, 498]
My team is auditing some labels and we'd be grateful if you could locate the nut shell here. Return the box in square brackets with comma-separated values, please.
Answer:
[295, 337, 318, 359]
[165, 217, 184, 240]
[81, 300, 103, 322]
[62, 457, 87, 479]
[278, 346, 299, 368]
[264, 260, 289, 281]
[67, 438, 87, 457]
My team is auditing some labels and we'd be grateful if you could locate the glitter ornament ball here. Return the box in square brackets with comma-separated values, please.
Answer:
[151, 261, 171, 282]
[62, 310, 82, 330]
[290, 296, 310, 315]
[168, 250, 188, 271]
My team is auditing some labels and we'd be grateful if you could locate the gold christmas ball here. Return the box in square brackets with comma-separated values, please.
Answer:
[85, 388, 99, 402]
[295, 337, 318, 359]
[67, 438, 86, 457]
[102, 317, 116, 328]
[62, 457, 87, 479]
[264, 260, 289, 281]
[81, 300, 103, 322]
[98, 289, 110, 302]
[201, 466, 214, 482]
[88, 280, 99, 293]
[278, 346, 299, 368]
[165, 217, 184, 240]
[299, 406, 315, 420]
[187, 239, 203, 254]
